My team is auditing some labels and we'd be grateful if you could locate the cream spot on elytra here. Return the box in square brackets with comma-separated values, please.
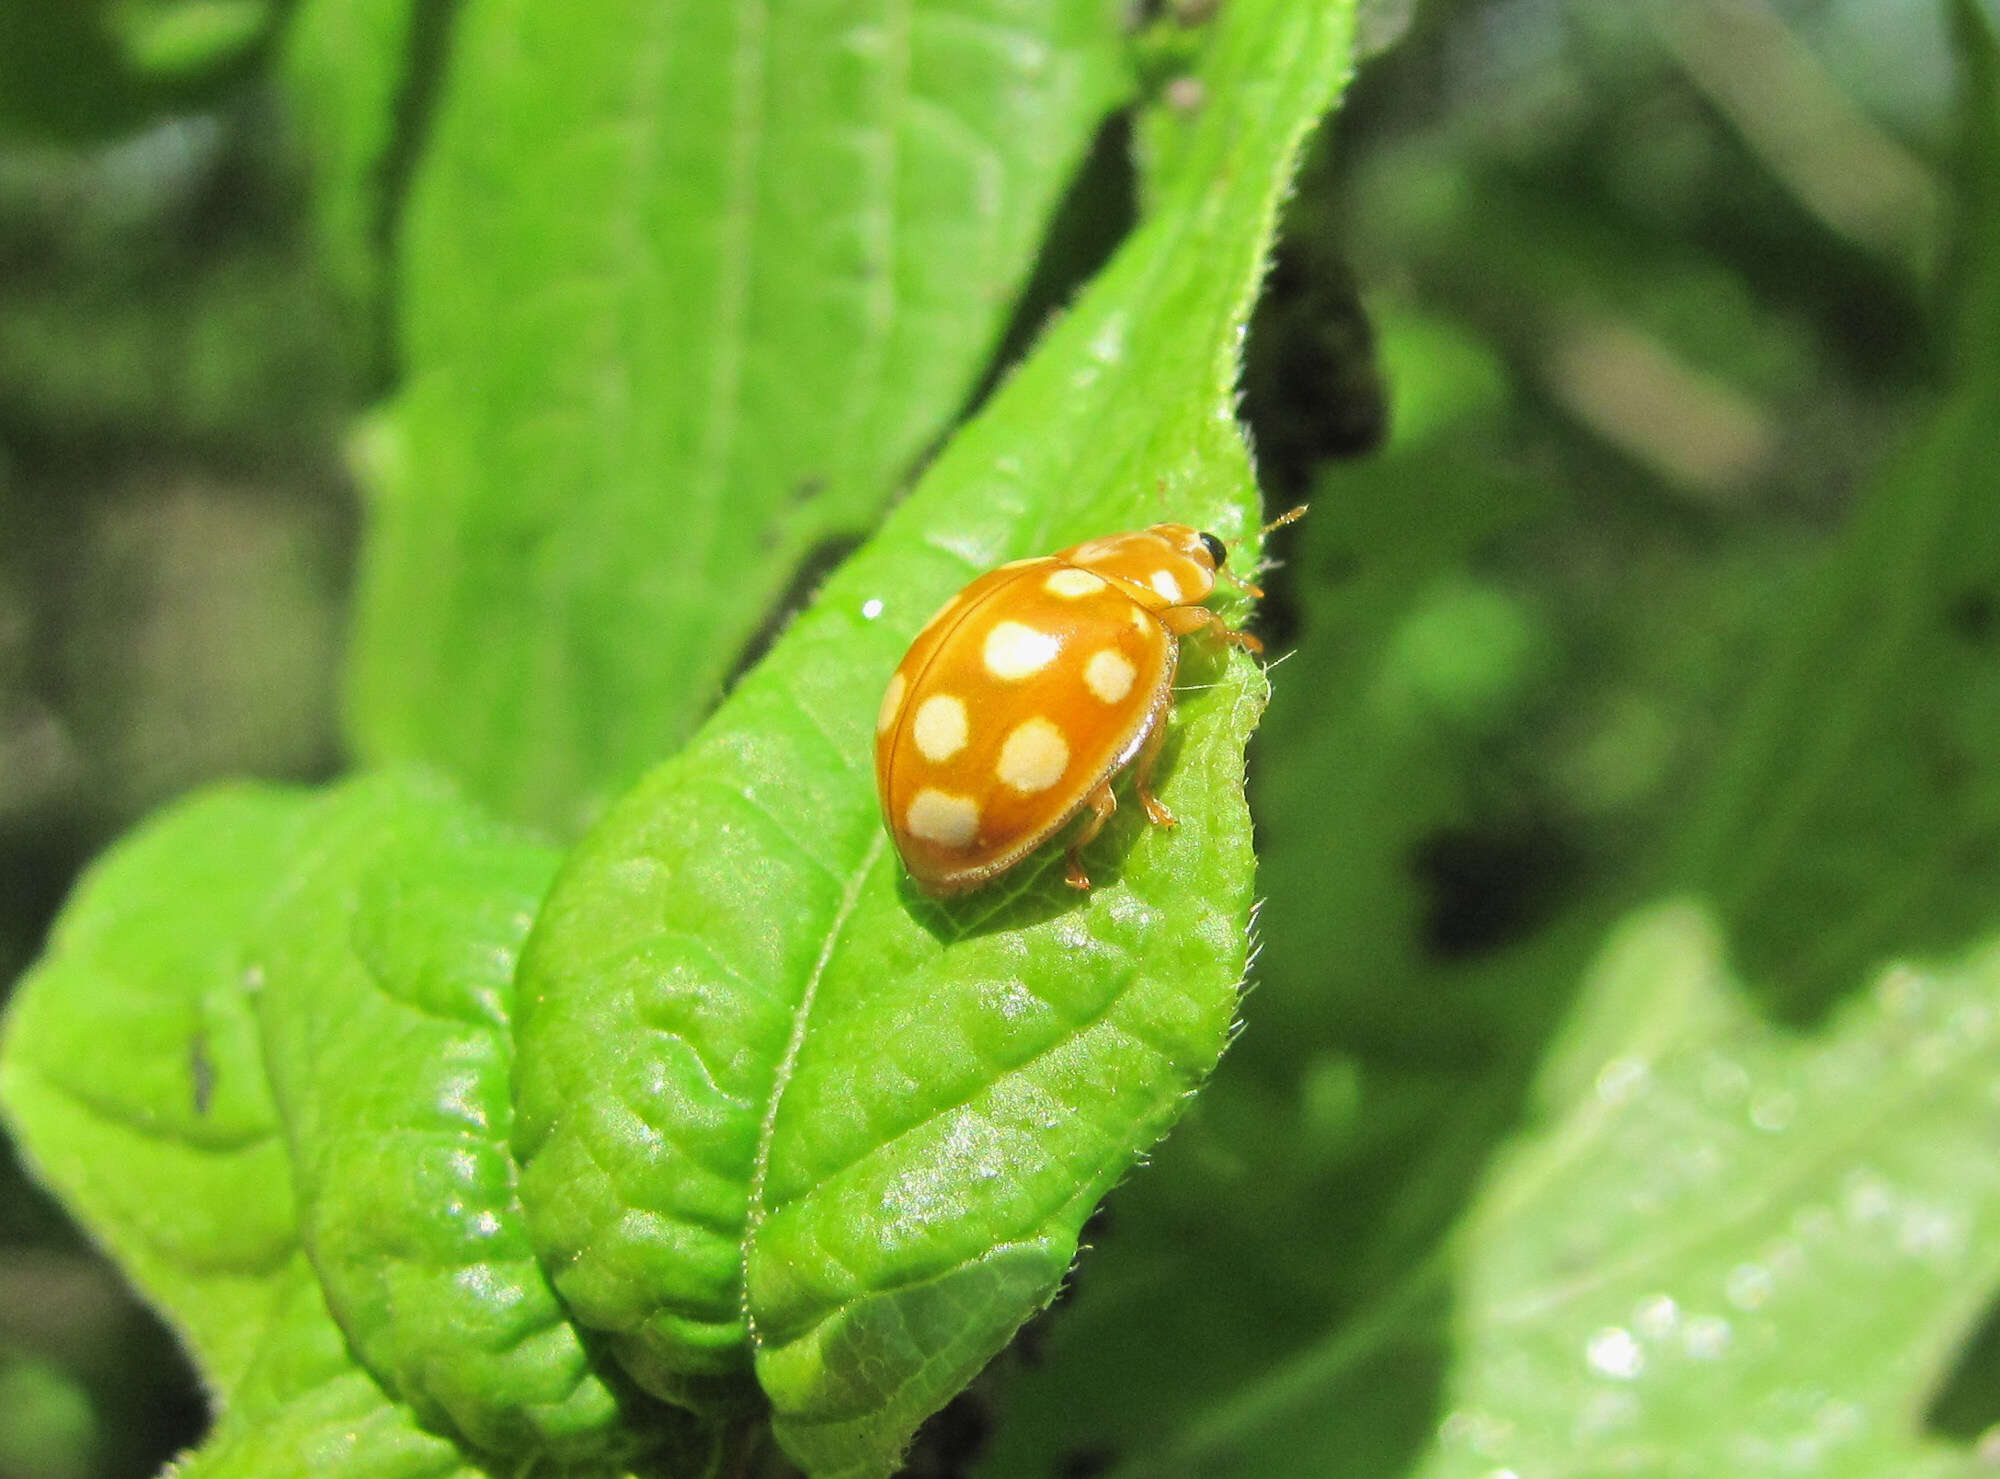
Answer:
[997, 718, 1069, 794]
[1150, 569, 1184, 603]
[877, 671, 907, 734]
[912, 694, 969, 762]
[1045, 568, 1108, 599]
[1084, 649, 1136, 703]
[984, 621, 1060, 679]
[905, 789, 980, 848]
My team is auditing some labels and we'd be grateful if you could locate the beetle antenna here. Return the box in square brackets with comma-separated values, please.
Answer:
[1259, 503, 1308, 537]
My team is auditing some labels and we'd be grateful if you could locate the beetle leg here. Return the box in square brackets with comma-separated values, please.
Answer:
[1161, 603, 1264, 654]
[1132, 715, 1177, 827]
[1215, 565, 1267, 600]
[1064, 783, 1119, 890]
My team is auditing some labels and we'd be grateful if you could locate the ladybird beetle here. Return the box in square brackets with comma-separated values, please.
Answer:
[875, 515, 1297, 896]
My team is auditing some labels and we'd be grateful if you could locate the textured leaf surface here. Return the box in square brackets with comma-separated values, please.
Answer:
[1423, 904, 2000, 1479]
[169, 1258, 477, 1479]
[247, 772, 649, 1464]
[348, 0, 1133, 834]
[0, 786, 481, 1477]
[0, 779, 677, 1475]
[510, 1, 1357, 1471]
[0, 787, 305, 1395]
[1136, 904, 2000, 1478]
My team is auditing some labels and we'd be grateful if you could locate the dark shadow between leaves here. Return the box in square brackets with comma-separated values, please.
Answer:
[721, 530, 867, 697]
[954, 112, 1139, 430]
[1925, 1287, 2000, 1448]
[371, 0, 471, 391]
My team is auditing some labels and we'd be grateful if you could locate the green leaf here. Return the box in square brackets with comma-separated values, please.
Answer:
[104, 0, 273, 78]
[277, 0, 424, 377]
[510, 2, 1360, 1474]
[0, 784, 511, 1477]
[1134, 902, 2000, 1477]
[0, 774, 718, 1475]
[1673, 0, 2000, 1014]
[968, 308, 1601, 1479]
[1426, 904, 2000, 1477]
[0, 786, 305, 1396]
[347, 0, 1136, 835]
[169, 1257, 479, 1479]
[247, 772, 658, 1465]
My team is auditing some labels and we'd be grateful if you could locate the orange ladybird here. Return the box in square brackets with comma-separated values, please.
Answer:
[875, 521, 1274, 896]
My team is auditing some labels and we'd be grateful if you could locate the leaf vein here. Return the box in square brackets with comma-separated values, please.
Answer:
[759, 958, 1163, 1225]
[690, 776, 846, 884]
[778, 677, 864, 775]
[738, 831, 888, 1347]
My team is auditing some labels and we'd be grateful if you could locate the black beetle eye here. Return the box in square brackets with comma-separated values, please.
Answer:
[1199, 531, 1227, 567]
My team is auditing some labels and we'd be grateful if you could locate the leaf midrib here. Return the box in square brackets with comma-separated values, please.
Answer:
[738, 829, 888, 1348]
[1480, 1004, 1997, 1328]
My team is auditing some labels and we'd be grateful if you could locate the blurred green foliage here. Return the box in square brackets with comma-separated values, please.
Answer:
[2, 0, 1997, 1476]
[343, 0, 1139, 836]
